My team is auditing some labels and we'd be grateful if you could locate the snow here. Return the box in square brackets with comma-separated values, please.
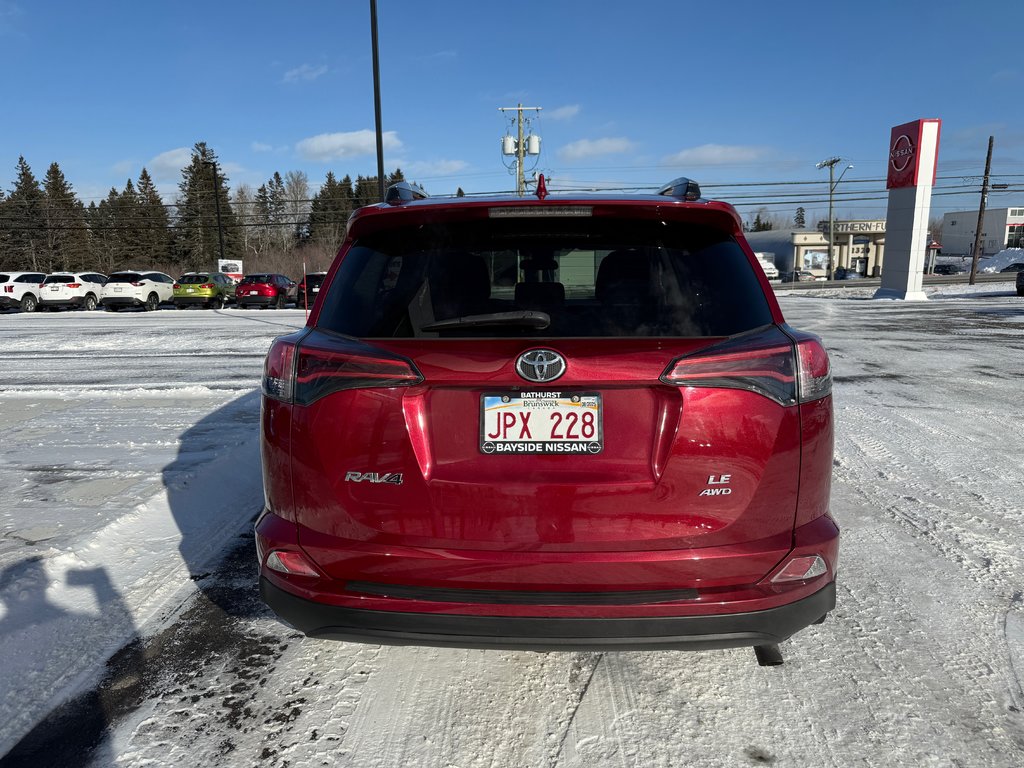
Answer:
[3, 289, 1024, 765]
[0, 308, 306, 756]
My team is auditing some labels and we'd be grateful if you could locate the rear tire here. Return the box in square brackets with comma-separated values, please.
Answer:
[144, 293, 159, 312]
[275, 294, 286, 310]
[20, 294, 38, 313]
[211, 295, 224, 310]
[83, 294, 98, 311]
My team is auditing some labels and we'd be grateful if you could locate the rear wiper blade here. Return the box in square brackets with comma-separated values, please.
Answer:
[421, 310, 551, 332]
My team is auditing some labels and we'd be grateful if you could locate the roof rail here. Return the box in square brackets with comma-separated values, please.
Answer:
[384, 181, 429, 205]
[656, 177, 702, 202]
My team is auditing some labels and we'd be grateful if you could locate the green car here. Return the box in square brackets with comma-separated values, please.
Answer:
[173, 272, 237, 309]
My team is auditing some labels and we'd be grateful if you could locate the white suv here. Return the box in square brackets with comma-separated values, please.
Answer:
[38, 272, 107, 311]
[100, 271, 175, 311]
[0, 271, 47, 312]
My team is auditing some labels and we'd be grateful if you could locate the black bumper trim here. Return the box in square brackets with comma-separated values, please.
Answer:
[346, 580, 699, 605]
[260, 578, 836, 651]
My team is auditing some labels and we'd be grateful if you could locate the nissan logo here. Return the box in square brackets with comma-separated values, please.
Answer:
[516, 349, 566, 383]
[890, 134, 914, 173]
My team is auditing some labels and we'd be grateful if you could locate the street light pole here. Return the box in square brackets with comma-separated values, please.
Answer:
[370, 0, 386, 202]
[816, 157, 853, 280]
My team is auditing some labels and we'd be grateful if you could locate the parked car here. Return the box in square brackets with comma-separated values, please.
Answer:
[1017, 270, 1024, 297]
[38, 272, 107, 311]
[931, 264, 966, 276]
[298, 272, 329, 308]
[255, 179, 838, 664]
[173, 272, 236, 309]
[833, 267, 863, 280]
[999, 263, 1024, 273]
[235, 273, 298, 309]
[100, 271, 175, 311]
[0, 271, 47, 312]
[782, 270, 818, 283]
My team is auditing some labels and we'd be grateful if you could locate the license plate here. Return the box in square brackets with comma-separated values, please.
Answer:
[480, 392, 602, 455]
[249, 290, 258, 295]
[312, 287, 319, 293]
[49, 286, 60, 291]
[186, 288, 195, 293]
[114, 287, 123, 293]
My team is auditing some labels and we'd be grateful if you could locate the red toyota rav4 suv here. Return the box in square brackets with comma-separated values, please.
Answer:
[257, 179, 838, 664]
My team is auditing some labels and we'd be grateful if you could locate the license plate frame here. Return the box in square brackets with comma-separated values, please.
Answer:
[480, 391, 603, 455]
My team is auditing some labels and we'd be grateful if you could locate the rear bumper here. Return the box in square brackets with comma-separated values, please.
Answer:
[39, 296, 85, 307]
[101, 296, 143, 307]
[237, 295, 278, 306]
[260, 576, 835, 650]
[174, 295, 217, 305]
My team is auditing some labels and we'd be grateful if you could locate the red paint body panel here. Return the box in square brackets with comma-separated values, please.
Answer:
[258, 189, 839, 648]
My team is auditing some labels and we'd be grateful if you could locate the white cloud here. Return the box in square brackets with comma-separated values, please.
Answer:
[251, 141, 273, 153]
[663, 143, 769, 166]
[111, 160, 136, 176]
[148, 147, 193, 181]
[403, 159, 469, 178]
[296, 130, 402, 161]
[558, 137, 636, 162]
[548, 104, 580, 121]
[283, 63, 328, 83]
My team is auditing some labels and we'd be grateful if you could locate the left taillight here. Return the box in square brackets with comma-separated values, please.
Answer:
[660, 326, 831, 406]
[263, 336, 298, 402]
[262, 331, 423, 406]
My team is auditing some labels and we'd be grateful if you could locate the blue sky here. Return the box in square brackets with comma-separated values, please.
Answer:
[2, 0, 1022, 223]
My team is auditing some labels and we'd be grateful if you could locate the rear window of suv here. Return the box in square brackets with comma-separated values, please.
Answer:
[315, 216, 772, 338]
[177, 274, 210, 284]
[43, 275, 75, 284]
[107, 273, 142, 283]
[240, 274, 273, 284]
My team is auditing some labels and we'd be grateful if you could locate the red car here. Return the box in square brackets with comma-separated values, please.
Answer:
[256, 179, 838, 664]
[236, 273, 297, 309]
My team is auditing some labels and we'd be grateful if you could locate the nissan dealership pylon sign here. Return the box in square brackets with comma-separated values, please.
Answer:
[886, 120, 940, 190]
[874, 119, 941, 300]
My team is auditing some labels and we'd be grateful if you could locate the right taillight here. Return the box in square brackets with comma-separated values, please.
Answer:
[660, 327, 831, 406]
[262, 331, 423, 406]
[795, 336, 832, 402]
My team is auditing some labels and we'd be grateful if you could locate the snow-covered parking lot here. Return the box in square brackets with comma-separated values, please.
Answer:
[2, 286, 1024, 766]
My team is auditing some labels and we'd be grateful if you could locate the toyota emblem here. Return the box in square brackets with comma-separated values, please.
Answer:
[516, 349, 566, 383]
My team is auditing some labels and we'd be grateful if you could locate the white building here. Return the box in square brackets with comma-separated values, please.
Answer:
[745, 220, 888, 277]
[941, 207, 1024, 256]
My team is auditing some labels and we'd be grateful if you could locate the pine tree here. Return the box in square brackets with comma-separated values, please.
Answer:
[307, 171, 354, 256]
[87, 188, 123, 273]
[5, 157, 47, 271]
[794, 206, 806, 229]
[266, 171, 289, 254]
[136, 168, 172, 266]
[174, 142, 241, 271]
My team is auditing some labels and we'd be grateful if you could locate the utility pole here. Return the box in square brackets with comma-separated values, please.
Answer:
[968, 136, 994, 285]
[203, 160, 226, 265]
[499, 104, 542, 196]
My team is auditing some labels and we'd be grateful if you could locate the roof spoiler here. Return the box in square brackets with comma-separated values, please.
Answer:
[656, 177, 702, 202]
[384, 181, 429, 205]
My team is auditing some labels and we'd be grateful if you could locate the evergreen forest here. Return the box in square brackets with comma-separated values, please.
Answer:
[0, 142, 408, 277]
